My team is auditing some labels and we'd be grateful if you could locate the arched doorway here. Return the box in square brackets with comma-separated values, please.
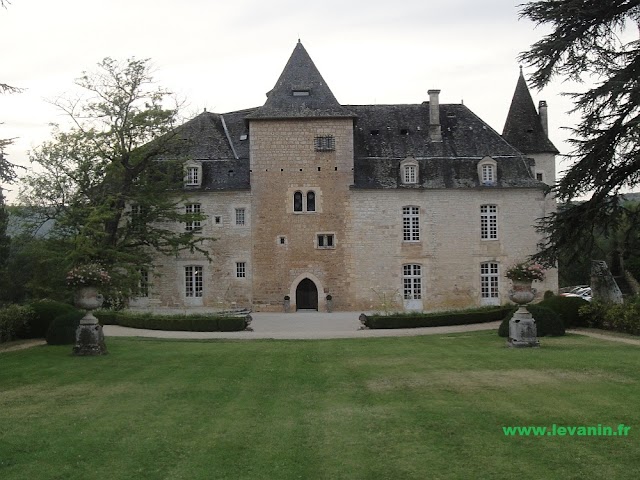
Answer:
[296, 278, 318, 310]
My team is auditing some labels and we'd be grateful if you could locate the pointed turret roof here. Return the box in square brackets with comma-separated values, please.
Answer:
[246, 41, 355, 119]
[502, 69, 558, 154]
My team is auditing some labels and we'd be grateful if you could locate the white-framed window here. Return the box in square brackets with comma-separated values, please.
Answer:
[185, 203, 202, 232]
[185, 165, 201, 187]
[481, 164, 495, 183]
[293, 190, 317, 213]
[314, 135, 335, 152]
[185, 265, 203, 298]
[403, 264, 422, 300]
[402, 206, 420, 242]
[137, 267, 149, 297]
[236, 262, 246, 278]
[404, 164, 417, 184]
[235, 208, 245, 226]
[480, 262, 499, 301]
[316, 234, 335, 249]
[401, 158, 419, 185]
[130, 204, 146, 231]
[480, 205, 498, 240]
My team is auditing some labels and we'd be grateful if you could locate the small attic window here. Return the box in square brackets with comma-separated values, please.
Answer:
[293, 90, 310, 96]
[370, 129, 380, 136]
[239, 134, 248, 141]
[400, 129, 409, 136]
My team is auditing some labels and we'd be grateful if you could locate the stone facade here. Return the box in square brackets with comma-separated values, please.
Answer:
[131, 42, 559, 313]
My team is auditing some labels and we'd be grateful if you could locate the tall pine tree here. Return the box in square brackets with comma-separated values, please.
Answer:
[519, 0, 640, 263]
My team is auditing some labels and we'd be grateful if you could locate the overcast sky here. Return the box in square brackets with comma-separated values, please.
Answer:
[1, 0, 588, 202]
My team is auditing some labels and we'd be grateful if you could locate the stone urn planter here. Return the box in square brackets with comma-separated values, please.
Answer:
[507, 279, 540, 348]
[73, 286, 108, 356]
[67, 264, 111, 356]
[326, 295, 333, 313]
[283, 296, 290, 313]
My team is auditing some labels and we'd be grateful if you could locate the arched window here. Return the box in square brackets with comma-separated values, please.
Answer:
[307, 191, 316, 212]
[477, 157, 497, 185]
[294, 191, 303, 212]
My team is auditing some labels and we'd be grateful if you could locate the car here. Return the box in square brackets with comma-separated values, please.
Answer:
[561, 287, 591, 301]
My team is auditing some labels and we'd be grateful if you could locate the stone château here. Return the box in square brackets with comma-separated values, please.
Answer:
[131, 41, 559, 312]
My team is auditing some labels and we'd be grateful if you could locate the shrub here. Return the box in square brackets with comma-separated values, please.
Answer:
[498, 305, 565, 337]
[114, 312, 248, 332]
[0, 305, 35, 343]
[543, 290, 555, 300]
[27, 300, 79, 338]
[537, 295, 589, 328]
[580, 299, 640, 335]
[46, 311, 85, 345]
[94, 310, 120, 325]
[364, 306, 514, 329]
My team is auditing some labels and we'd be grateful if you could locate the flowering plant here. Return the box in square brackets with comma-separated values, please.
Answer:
[66, 263, 111, 287]
[505, 261, 546, 282]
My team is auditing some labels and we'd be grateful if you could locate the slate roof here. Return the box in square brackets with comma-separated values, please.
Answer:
[157, 43, 549, 192]
[246, 41, 355, 120]
[502, 70, 559, 154]
[349, 103, 522, 158]
[353, 156, 539, 190]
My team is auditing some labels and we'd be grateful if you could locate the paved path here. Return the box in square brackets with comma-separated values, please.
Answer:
[104, 311, 502, 340]
[566, 328, 640, 346]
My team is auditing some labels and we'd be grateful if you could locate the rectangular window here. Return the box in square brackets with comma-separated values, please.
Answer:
[235, 208, 245, 226]
[130, 204, 145, 231]
[403, 264, 422, 300]
[314, 136, 335, 152]
[137, 268, 149, 297]
[186, 167, 199, 186]
[402, 206, 420, 242]
[236, 262, 246, 278]
[185, 266, 203, 298]
[404, 165, 417, 184]
[482, 164, 495, 184]
[317, 234, 335, 249]
[185, 203, 202, 232]
[480, 205, 498, 240]
[481, 262, 499, 299]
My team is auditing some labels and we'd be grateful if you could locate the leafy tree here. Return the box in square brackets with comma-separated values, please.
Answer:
[518, 0, 640, 263]
[19, 58, 209, 299]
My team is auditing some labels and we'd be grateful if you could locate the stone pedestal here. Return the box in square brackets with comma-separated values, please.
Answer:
[508, 307, 540, 348]
[73, 322, 108, 356]
[73, 287, 108, 356]
[507, 280, 540, 348]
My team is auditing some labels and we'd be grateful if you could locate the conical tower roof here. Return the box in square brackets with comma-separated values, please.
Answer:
[246, 41, 355, 120]
[502, 69, 558, 154]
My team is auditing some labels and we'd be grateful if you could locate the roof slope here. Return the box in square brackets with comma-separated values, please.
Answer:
[349, 104, 523, 158]
[246, 41, 355, 119]
[502, 70, 559, 154]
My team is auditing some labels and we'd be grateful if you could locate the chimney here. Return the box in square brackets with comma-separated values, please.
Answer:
[538, 100, 548, 136]
[428, 89, 442, 142]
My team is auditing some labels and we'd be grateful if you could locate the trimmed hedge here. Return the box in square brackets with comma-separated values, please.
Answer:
[106, 311, 248, 332]
[26, 300, 79, 338]
[580, 299, 640, 335]
[498, 305, 565, 337]
[536, 295, 589, 328]
[364, 306, 514, 329]
[46, 311, 85, 345]
[0, 305, 36, 343]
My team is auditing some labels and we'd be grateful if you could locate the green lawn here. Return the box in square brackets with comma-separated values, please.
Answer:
[1, 332, 638, 480]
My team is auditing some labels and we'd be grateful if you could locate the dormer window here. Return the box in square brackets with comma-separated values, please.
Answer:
[400, 157, 419, 185]
[477, 157, 497, 186]
[185, 163, 202, 187]
[293, 90, 310, 96]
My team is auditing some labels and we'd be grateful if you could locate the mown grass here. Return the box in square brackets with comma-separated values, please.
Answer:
[1, 332, 639, 480]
